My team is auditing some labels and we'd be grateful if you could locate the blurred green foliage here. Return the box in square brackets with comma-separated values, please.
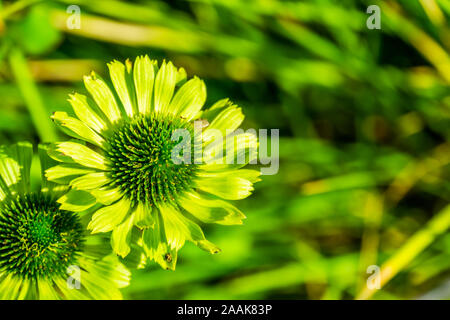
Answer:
[0, 0, 449, 299]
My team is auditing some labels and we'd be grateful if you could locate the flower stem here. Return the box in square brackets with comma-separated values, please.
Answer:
[9, 48, 58, 142]
[356, 204, 450, 299]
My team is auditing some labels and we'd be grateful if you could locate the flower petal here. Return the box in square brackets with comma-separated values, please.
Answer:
[0, 142, 32, 196]
[197, 169, 261, 183]
[159, 204, 205, 250]
[37, 280, 61, 300]
[79, 257, 126, 299]
[111, 213, 135, 257]
[133, 55, 155, 115]
[108, 59, 135, 117]
[70, 172, 109, 190]
[56, 142, 108, 170]
[45, 164, 96, 184]
[142, 212, 178, 270]
[154, 60, 177, 115]
[134, 202, 154, 229]
[202, 132, 258, 170]
[203, 102, 244, 142]
[169, 77, 206, 120]
[179, 191, 246, 225]
[51, 111, 104, 147]
[196, 239, 221, 254]
[0, 274, 24, 299]
[84, 71, 122, 123]
[54, 278, 88, 300]
[176, 67, 187, 85]
[199, 98, 230, 121]
[38, 144, 60, 191]
[58, 189, 97, 212]
[90, 186, 122, 205]
[88, 197, 131, 233]
[194, 175, 254, 200]
[69, 93, 108, 134]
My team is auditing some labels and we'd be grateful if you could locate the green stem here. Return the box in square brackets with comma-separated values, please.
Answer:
[0, 0, 42, 19]
[9, 48, 58, 142]
[357, 204, 450, 299]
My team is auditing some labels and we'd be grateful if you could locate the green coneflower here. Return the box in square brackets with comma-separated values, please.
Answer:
[47, 55, 260, 270]
[0, 142, 130, 299]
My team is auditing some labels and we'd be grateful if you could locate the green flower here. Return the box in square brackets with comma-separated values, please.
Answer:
[0, 142, 130, 299]
[47, 55, 260, 270]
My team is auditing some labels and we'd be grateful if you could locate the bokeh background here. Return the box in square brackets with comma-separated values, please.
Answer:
[0, 0, 449, 299]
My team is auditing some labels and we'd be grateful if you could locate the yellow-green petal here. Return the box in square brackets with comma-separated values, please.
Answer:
[70, 172, 109, 190]
[176, 66, 187, 85]
[108, 60, 134, 117]
[51, 111, 104, 147]
[54, 278, 89, 300]
[0, 274, 23, 299]
[142, 213, 178, 270]
[159, 204, 205, 250]
[203, 103, 244, 142]
[195, 175, 254, 200]
[134, 202, 154, 229]
[69, 93, 108, 134]
[56, 142, 108, 170]
[37, 280, 60, 300]
[197, 169, 261, 183]
[58, 189, 97, 212]
[111, 213, 135, 257]
[180, 191, 246, 225]
[84, 71, 122, 123]
[91, 186, 122, 205]
[154, 60, 177, 115]
[196, 239, 221, 254]
[45, 164, 96, 184]
[0, 152, 20, 199]
[169, 77, 206, 120]
[202, 132, 258, 169]
[133, 55, 155, 115]
[88, 197, 131, 233]
[0, 142, 33, 195]
[79, 259, 124, 300]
